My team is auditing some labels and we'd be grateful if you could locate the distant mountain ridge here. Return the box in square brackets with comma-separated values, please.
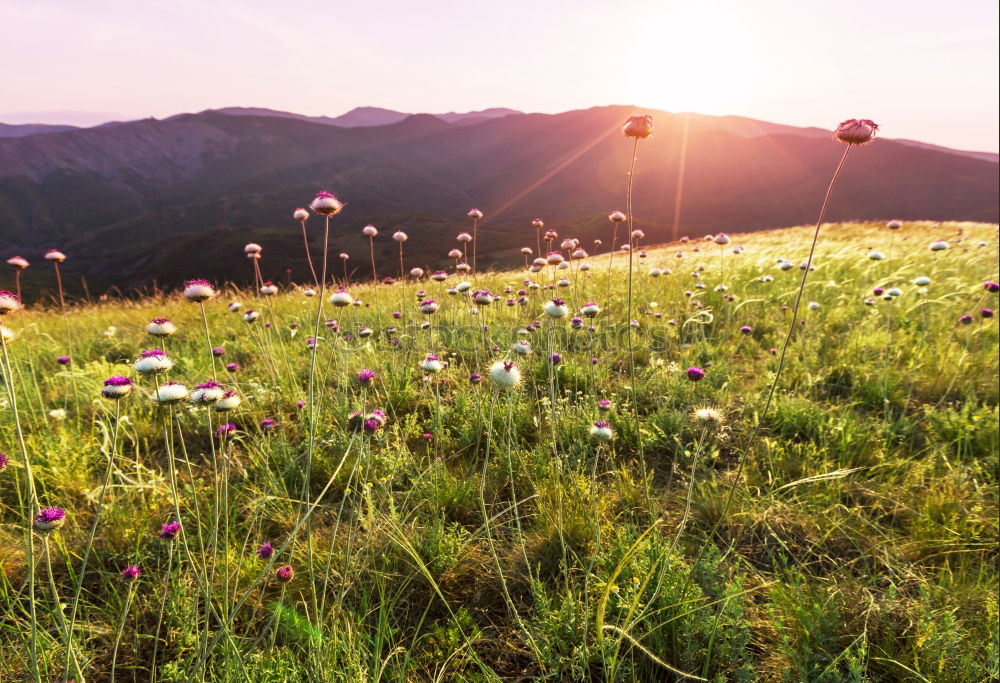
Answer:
[0, 104, 996, 295]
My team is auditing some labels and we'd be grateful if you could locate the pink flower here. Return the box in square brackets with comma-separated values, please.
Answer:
[834, 119, 878, 145]
[622, 114, 653, 139]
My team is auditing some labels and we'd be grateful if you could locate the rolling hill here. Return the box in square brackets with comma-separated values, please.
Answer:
[0, 105, 996, 296]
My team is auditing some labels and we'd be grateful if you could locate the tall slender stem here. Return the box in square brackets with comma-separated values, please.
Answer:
[0, 335, 39, 680]
[624, 138, 649, 503]
[681, 144, 854, 599]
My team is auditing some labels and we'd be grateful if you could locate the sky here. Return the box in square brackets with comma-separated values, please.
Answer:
[1, 0, 997, 152]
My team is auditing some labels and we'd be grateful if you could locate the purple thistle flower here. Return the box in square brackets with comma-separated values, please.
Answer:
[276, 564, 295, 583]
[257, 542, 274, 559]
[33, 507, 66, 532]
[686, 366, 706, 382]
[0, 452, 9, 470]
[984, 281, 1000, 293]
[469, 373, 482, 384]
[422, 432, 433, 441]
[598, 400, 612, 411]
[873, 287, 884, 296]
[217, 423, 236, 436]
[548, 352, 562, 365]
[982, 308, 995, 318]
[160, 521, 181, 540]
[226, 363, 240, 373]
[363, 419, 381, 432]
[57, 355, 71, 365]
[185, 278, 212, 288]
[261, 418, 277, 431]
[120, 564, 142, 581]
[740, 326, 752, 335]
[138, 349, 166, 358]
[357, 369, 377, 385]
[211, 347, 225, 357]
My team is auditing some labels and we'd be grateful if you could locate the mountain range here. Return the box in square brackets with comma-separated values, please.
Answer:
[1, 104, 996, 296]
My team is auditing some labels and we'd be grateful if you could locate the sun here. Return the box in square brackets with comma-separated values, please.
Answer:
[624, 2, 766, 115]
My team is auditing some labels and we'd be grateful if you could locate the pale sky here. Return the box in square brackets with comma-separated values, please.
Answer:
[1, 0, 997, 152]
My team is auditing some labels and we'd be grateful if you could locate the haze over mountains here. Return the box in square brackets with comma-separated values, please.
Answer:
[0, 104, 996, 296]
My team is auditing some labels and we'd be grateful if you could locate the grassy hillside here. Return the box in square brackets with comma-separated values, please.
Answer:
[1, 220, 997, 681]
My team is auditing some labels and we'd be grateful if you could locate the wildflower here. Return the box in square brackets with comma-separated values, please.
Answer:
[134, 349, 172, 376]
[211, 347, 225, 358]
[33, 507, 66, 532]
[913, 276, 931, 286]
[260, 282, 278, 296]
[740, 325, 752, 335]
[472, 290, 494, 305]
[6, 256, 28, 269]
[190, 381, 225, 404]
[983, 281, 1000, 293]
[808, 301, 821, 310]
[151, 382, 189, 405]
[362, 225, 378, 238]
[686, 366, 705, 382]
[887, 288, 902, 298]
[419, 299, 439, 314]
[431, 271, 448, 282]
[521, 247, 533, 255]
[121, 565, 142, 581]
[983, 308, 995, 319]
[293, 208, 309, 222]
[244, 243, 262, 257]
[160, 521, 181, 540]
[276, 565, 295, 583]
[392, 231, 408, 242]
[215, 390, 241, 411]
[468, 208, 484, 219]
[243, 309, 259, 323]
[310, 191, 344, 216]
[609, 210, 626, 223]
[570, 316, 583, 329]
[228, 301, 242, 312]
[929, 240, 948, 251]
[469, 373, 482, 384]
[261, 418, 277, 432]
[183, 279, 215, 302]
[833, 119, 878, 145]
[532, 218, 544, 229]
[455, 281, 472, 293]
[410, 267, 424, 278]
[456, 232, 472, 243]
[56, 355, 71, 366]
[490, 361, 521, 388]
[512, 340, 532, 355]
[256, 542, 274, 560]
[358, 327, 373, 338]
[622, 114, 654, 139]
[357, 369, 376, 385]
[421, 355, 444, 374]
[546, 251, 564, 265]
[590, 421, 614, 441]
[692, 407, 724, 428]
[49, 409, 66, 421]
[0, 290, 22, 315]
[101, 376, 134, 399]
[548, 352, 562, 365]
[45, 249, 67, 262]
[330, 288, 353, 306]
[887, 219, 902, 229]
[217, 423, 236, 436]
[544, 298, 568, 318]
[868, 251, 884, 261]
[226, 363, 240, 373]
[713, 233, 730, 245]
[959, 314, 974, 325]
[0, 452, 9, 471]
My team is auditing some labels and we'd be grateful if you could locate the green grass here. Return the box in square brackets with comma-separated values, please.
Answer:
[1, 220, 997, 681]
